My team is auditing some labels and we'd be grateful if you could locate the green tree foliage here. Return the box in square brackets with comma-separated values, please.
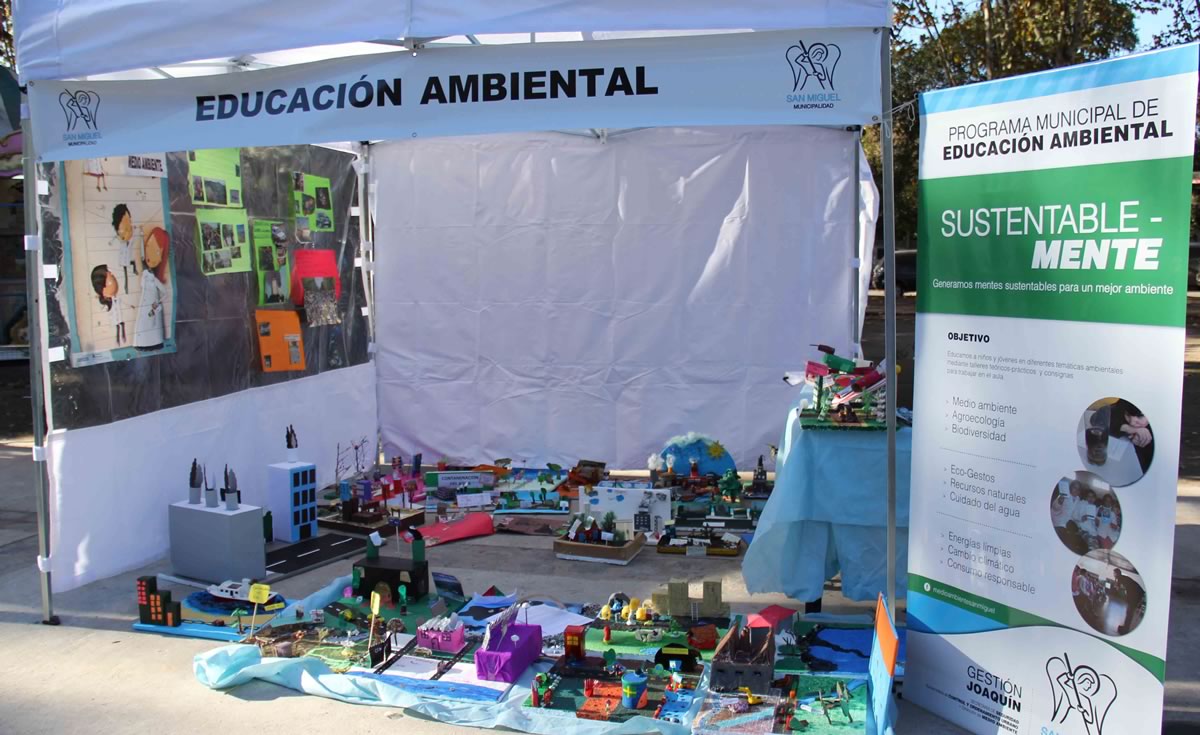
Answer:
[869, 1, 1141, 245]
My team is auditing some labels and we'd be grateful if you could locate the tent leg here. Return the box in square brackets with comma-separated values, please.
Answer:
[22, 118, 59, 626]
[879, 23, 898, 624]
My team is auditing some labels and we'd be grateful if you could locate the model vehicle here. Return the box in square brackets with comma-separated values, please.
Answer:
[206, 578, 256, 602]
[738, 687, 763, 705]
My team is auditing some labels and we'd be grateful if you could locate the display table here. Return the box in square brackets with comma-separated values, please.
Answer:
[742, 396, 912, 602]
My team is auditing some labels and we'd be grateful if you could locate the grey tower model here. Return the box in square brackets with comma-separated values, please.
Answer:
[188, 459, 203, 504]
[204, 471, 219, 508]
[223, 465, 240, 511]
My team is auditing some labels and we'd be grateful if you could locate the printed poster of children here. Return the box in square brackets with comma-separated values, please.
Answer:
[63, 157, 175, 366]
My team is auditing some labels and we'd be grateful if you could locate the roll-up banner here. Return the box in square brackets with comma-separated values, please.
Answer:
[30, 29, 882, 161]
[907, 44, 1198, 734]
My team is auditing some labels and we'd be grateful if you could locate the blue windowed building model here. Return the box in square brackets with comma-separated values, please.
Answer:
[267, 460, 319, 543]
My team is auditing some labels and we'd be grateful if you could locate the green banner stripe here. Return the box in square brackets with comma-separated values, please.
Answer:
[909, 574, 1165, 681]
[917, 156, 1192, 328]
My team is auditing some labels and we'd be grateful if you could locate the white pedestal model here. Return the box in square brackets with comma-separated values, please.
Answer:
[168, 501, 266, 583]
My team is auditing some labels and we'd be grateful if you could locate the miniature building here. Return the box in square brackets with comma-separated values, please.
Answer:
[168, 499, 266, 583]
[416, 614, 466, 653]
[136, 576, 181, 627]
[475, 606, 542, 683]
[650, 578, 730, 620]
[353, 555, 430, 603]
[266, 461, 318, 542]
[563, 624, 588, 661]
[710, 620, 776, 694]
[687, 623, 719, 650]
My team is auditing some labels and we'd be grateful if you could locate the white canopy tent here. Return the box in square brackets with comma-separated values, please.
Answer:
[14, 0, 901, 626]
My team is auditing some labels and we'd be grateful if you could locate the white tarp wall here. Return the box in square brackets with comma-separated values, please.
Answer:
[46, 365, 377, 592]
[374, 126, 877, 468]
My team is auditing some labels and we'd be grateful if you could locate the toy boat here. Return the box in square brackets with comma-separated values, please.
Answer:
[206, 579, 256, 602]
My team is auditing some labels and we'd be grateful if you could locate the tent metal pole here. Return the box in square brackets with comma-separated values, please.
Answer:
[21, 114, 58, 625]
[851, 127, 862, 355]
[357, 142, 375, 344]
[879, 22, 899, 622]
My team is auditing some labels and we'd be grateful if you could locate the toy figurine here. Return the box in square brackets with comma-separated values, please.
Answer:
[689, 458, 700, 479]
[286, 425, 298, 449]
[603, 624, 612, 643]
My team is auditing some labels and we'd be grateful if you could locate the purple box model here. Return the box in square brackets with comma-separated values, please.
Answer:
[475, 613, 542, 683]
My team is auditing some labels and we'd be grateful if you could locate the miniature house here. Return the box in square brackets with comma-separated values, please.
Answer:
[710, 621, 776, 694]
[353, 555, 430, 603]
[747, 604, 796, 636]
[563, 624, 588, 662]
[416, 614, 466, 653]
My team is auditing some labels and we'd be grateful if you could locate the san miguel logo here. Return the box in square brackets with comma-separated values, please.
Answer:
[1047, 653, 1118, 735]
[785, 40, 842, 110]
[58, 89, 102, 146]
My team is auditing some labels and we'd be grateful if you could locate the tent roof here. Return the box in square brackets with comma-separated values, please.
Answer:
[15, 0, 891, 82]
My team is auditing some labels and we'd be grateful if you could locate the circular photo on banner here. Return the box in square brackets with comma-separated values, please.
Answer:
[1071, 549, 1146, 636]
[1049, 471, 1122, 555]
[1076, 398, 1153, 487]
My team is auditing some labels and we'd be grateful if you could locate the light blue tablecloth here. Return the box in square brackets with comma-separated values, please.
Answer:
[743, 396, 912, 602]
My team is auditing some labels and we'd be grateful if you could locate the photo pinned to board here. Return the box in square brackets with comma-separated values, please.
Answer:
[253, 218, 291, 306]
[291, 171, 335, 232]
[302, 276, 341, 326]
[195, 208, 252, 276]
[187, 148, 243, 208]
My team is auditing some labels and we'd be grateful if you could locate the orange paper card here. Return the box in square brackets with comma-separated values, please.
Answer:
[256, 309, 306, 372]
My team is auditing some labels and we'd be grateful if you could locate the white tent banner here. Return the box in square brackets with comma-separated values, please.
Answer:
[29, 29, 882, 162]
[14, 0, 890, 82]
[373, 126, 878, 469]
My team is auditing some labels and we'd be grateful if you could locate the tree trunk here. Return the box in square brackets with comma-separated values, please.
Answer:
[982, 0, 996, 80]
[1070, 0, 1086, 64]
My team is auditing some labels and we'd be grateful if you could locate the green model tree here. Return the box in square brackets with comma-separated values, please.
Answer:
[602, 648, 617, 671]
[718, 469, 742, 501]
[601, 511, 617, 534]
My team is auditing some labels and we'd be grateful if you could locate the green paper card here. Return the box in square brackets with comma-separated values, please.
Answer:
[187, 148, 244, 208]
[196, 208, 252, 276]
[253, 218, 291, 305]
[291, 171, 335, 235]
